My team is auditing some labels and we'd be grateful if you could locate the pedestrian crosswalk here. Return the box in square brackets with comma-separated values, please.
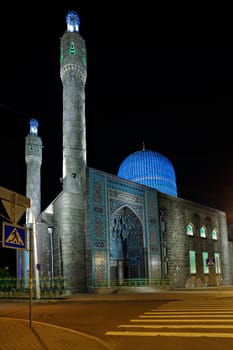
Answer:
[105, 299, 233, 338]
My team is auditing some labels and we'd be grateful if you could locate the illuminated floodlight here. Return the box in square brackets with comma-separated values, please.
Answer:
[29, 118, 38, 136]
[66, 10, 80, 32]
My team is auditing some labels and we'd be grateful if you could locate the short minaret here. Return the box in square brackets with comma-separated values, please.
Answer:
[55, 11, 87, 293]
[24, 119, 42, 293]
[25, 119, 42, 219]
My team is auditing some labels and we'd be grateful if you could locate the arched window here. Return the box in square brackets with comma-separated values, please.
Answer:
[212, 228, 218, 240]
[69, 41, 76, 55]
[187, 223, 194, 236]
[200, 226, 207, 238]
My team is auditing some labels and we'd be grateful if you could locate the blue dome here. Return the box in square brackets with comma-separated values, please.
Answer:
[117, 149, 177, 197]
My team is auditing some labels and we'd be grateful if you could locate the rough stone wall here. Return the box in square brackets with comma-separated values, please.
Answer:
[219, 211, 233, 285]
[36, 212, 54, 284]
[159, 195, 187, 288]
[53, 191, 86, 294]
[158, 193, 228, 288]
[35, 221, 52, 279]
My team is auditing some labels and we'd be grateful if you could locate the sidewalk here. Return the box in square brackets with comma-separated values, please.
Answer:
[0, 317, 111, 350]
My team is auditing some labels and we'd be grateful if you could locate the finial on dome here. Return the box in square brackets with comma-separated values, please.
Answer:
[142, 142, 145, 151]
[66, 10, 80, 32]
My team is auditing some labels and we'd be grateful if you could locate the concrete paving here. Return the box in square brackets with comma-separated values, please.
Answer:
[0, 316, 111, 350]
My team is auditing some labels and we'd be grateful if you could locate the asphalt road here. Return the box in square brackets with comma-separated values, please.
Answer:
[1, 288, 233, 350]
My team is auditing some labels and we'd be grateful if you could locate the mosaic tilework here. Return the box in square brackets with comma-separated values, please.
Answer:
[89, 170, 108, 284]
[89, 168, 162, 285]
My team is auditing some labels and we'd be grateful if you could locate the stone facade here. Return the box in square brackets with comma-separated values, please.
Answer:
[158, 193, 232, 288]
[38, 167, 233, 293]
[22, 11, 233, 294]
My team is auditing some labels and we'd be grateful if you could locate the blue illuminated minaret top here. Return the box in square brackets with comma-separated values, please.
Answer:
[66, 11, 80, 32]
[29, 118, 39, 136]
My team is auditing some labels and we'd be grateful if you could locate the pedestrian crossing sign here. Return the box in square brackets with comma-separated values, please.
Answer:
[2, 222, 26, 250]
[206, 258, 215, 267]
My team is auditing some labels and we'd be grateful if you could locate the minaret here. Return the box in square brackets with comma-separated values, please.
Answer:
[25, 119, 42, 219]
[23, 118, 42, 293]
[56, 10, 87, 293]
[60, 11, 87, 191]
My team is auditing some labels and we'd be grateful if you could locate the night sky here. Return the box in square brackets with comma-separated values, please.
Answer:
[0, 2, 233, 230]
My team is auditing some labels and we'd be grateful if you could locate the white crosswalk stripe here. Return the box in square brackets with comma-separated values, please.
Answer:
[105, 299, 233, 338]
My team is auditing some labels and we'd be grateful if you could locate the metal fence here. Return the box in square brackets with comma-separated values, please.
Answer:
[0, 276, 67, 298]
[93, 278, 169, 288]
[0, 277, 169, 298]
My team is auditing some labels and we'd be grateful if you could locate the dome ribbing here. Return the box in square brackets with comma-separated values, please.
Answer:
[117, 149, 177, 197]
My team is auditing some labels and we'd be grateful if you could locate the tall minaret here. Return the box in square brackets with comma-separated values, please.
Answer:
[57, 10, 87, 293]
[60, 11, 87, 191]
[21, 119, 42, 292]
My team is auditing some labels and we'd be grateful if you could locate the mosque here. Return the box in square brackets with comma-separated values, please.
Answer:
[19, 11, 233, 294]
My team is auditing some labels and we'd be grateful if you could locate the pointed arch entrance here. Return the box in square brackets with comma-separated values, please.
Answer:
[110, 206, 145, 286]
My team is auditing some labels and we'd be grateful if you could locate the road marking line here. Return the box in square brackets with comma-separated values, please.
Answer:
[131, 318, 233, 323]
[118, 324, 233, 329]
[152, 307, 233, 310]
[147, 311, 233, 314]
[105, 331, 233, 338]
[140, 314, 233, 318]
